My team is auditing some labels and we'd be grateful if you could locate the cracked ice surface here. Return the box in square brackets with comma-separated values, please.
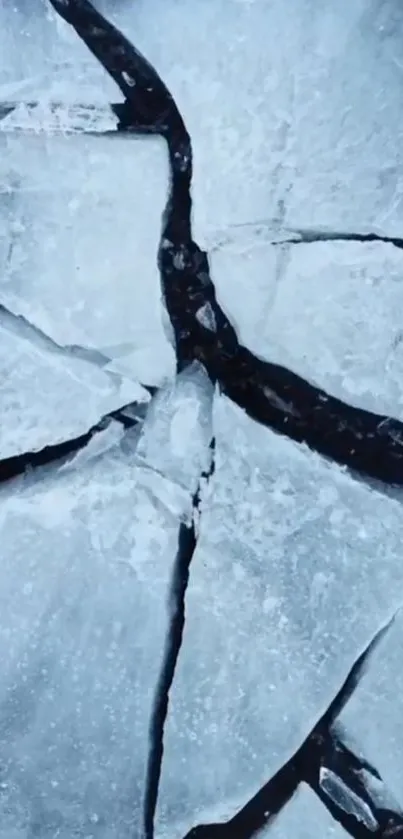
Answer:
[211, 240, 403, 418]
[0, 130, 174, 386]
[155, 394, 403, 839]
[262, 785, 347, 839]
[113, 0, 403, 243]
[337, 609, 403, 810]
[0, 390, 205, 838]
[0, 320, 149, 460]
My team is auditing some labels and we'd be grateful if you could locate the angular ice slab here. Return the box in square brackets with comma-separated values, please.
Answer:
[337, 608, 403, 810]
[0, 320, 149, 461]
[262, 785, 347, 839]
[155, 394, 403, 839]
[113, 0, 403, 241]
[0, 400, 204, 838]
[0, 129, 173, 385]
[211, 239, 403, 418]
[136, 362, 214, 497]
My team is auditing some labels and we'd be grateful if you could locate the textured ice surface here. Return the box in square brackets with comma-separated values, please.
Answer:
[0, 129, 173, 385]
[262, 785, 347, 839]
[211, 239, 403, 417]
[155, 394, 403, 839]
[136, 362, 214, 496]
[0, 320, 149, 460]
[112, 0, 403, 241]
[0, 364, 213, 837]
[337, 609, 403, 809]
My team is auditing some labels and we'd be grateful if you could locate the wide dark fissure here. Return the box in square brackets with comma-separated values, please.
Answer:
[143, 441, 215, 839]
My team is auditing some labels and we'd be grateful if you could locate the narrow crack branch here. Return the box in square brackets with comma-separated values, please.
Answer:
[0, 397, 146, 485]
[143, 439, 215, 839]
[279, 227, 403, 251]
[183, 612, 398, 839]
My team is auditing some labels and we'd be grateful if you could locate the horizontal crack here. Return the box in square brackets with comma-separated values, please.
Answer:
[281, 227, 403, 251]
[0, 396, 147, 485]
[143, 438, 215, 839]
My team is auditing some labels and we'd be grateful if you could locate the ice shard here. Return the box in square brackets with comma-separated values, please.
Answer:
[0, 318, 149, 462]
[210, 240, 403, 418]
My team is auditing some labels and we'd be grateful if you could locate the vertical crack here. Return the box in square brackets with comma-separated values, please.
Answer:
[143, 440, 215, 839]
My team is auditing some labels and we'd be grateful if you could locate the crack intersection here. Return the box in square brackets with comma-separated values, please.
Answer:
[4, 1, 403, 837]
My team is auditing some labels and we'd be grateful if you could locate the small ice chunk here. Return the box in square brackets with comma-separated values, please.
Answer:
[136, 361, 213, 494]
[319, 767, 379, 832]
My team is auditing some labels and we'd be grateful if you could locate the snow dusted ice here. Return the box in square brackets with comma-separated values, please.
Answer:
[155, 394, 403, 839]
[114, 0, 403, 242]
[262, 786, 346, 839]
[211, 240, 403, 418]
[0, 369, 212, 838]
[0, 319, 149, 461]
[338, 609, 403, 810]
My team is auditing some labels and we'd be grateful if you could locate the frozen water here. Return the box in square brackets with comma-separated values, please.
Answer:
[0, 129, 173, 386]
[135, 361, 214, 496]
[337, 608, 403, 809]
[319, 767, 379, 832]
[0, 320, 149, 461]
[261, 785, 347, 839]
[111, 0, 403, 242]
[211, 239, 403, 418]
[0, 394, 200, 837]
[155, 394, 403, 839]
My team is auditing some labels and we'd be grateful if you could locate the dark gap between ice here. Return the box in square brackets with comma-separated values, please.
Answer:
[0, 397, 145, 484]
[143, 439, 215, 839]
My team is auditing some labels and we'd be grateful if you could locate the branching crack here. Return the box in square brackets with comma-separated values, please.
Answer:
[183, 611, 400, 839]
[20, 3, 403, 838]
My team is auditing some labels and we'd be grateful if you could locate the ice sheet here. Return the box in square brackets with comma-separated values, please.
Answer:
[0, 129, 173, 385]
[0, 374, 209, 836]
[155, 394, 403, 839]
[211, 239, 403, 418]
[0, 321, 149, 460]
[337, 609, 403, 809]
[112, 0, 403, 242]
[262, 785, 346, 839]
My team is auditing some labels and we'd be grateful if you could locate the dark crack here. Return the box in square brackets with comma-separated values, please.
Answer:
[143, 439, 215, 839]
[46, 0, 403, 487]
[38, 4, 403, 839]
[183, 612, 398, 839]
[0, 396, 146, 485]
